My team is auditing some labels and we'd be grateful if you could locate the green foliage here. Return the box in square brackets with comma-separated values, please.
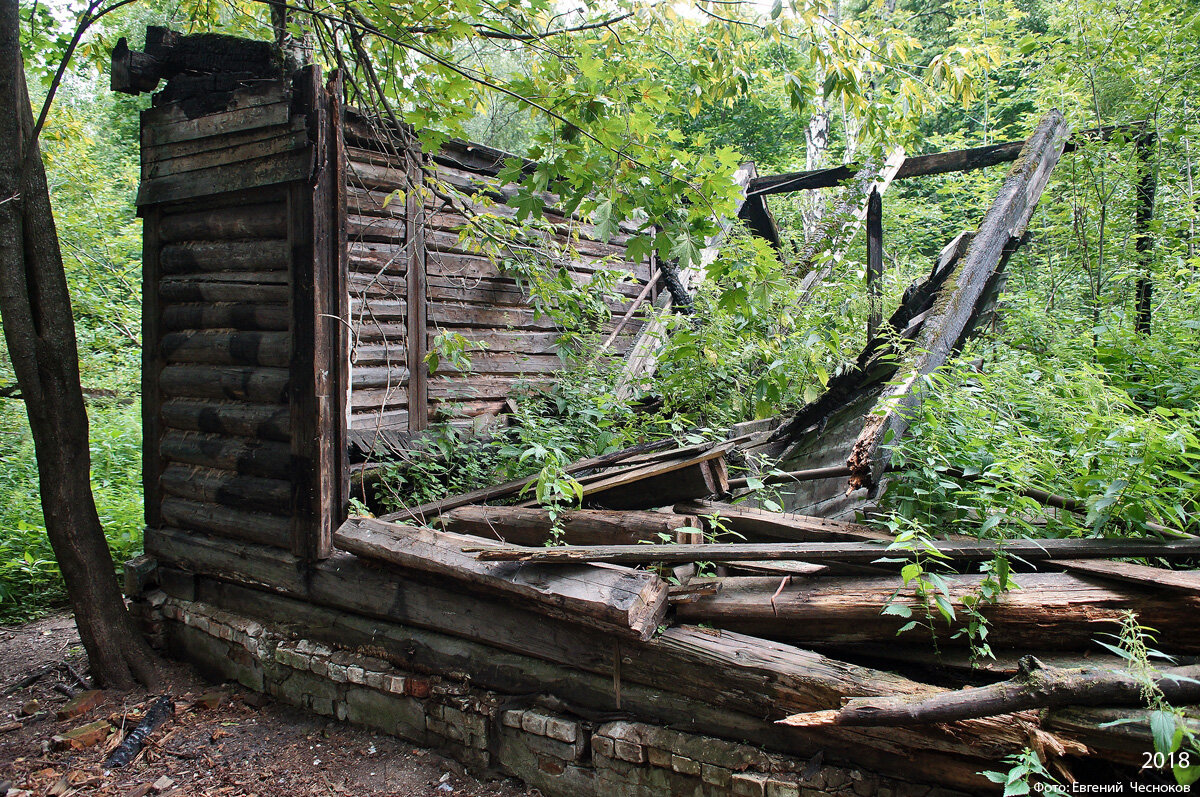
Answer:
[981, 747, 1060, 796]
[0, 401, 143, 622]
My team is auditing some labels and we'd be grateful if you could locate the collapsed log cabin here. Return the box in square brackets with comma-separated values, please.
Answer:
[113, 28, 1197, 797]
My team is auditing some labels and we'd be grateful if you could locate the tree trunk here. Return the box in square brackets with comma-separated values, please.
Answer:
[0, 0, 160, 690]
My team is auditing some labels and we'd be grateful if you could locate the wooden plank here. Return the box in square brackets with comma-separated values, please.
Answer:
[158, 365, 290, 403]
[334, 517, 669, 640]
[142, 117, 306, 166]
[673, 500, 888, 543]
[470, 536, 1200, 565]
[406, 146, 430, 433]
[141, 82, 289, 130]
[137, 148, 313, 207]
[848, 111, 1071, 490]
[674, 574, 1200, 652]
[866, 188, 883, 339]
[141, 99, 291, 147]
[143, 127, 309, 181]
[287, 64, 338, 561]
[158, 280, 289, 304]
[437, 505, 699, 547]
[1054, 559, 1200, 596]
[142, 206, 164, 528]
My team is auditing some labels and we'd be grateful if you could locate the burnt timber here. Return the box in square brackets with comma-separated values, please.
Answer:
[114, 28, 1194, 797]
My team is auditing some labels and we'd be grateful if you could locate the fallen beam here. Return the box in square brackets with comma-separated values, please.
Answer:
[437, 505, 699, 547]
[334, 517, 669, 640]
[468, 536, 1200, 565]
[673, 574, 1200, 652]
[674, 500, 887, 543]
[1054, 559, 1200, 597]
[848, 110, 1071, 489]
[779, 656, 1200, 727]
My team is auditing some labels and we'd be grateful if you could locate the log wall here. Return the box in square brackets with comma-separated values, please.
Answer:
[139, 66, 345, 560]
[343, 115, 656, 447]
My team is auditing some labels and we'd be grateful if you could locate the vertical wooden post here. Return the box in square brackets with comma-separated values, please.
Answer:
[866, 188, 883, 340]
[140, 205, 163, 528]
[406, 144, 429, 432]
[288, 64, 338, 560]
[329, 70, 350, 527]
[1135, 130, 1157, 335]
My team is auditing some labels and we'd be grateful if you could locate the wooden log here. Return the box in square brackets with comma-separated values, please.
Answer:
[1044, 706, 1200, 767]
[158, 203, 286, 242]
[866, 188, 883, 339]
[159, 430, 293, 480]
[158, 365, 289, 403]
[137, 149, 314, 207]
[159, 464, 292, 512]
[141, 100, 291, 147]
[674, 574, 1200, 652]
[333, 517, 669, 640]
[159, 240, 290, 274]
[143, 128, 309, 180]
[848, 111, 1071, 489]
[159, 399, 289, 441]
[469, 537, 1200, 565]
[162, 304, 290, 332]
[674, 500, 887, 543]
[161, 330, 291, 367]
[143, 118, 305, 166]
[148, 529, 1070, 790]
[780, 656, 1200, 727]
[726, 465, 853, 491]
[379, 438, 678, 524]
[158, 280, 288, 304]
[437, 505, 699, 547]
[159, 497, 290, 548]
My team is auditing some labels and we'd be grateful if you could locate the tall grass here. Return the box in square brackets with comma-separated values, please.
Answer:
[0, 399, 143, 623]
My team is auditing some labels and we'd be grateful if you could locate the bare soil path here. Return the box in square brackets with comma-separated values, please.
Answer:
[0, 614, 538, 797]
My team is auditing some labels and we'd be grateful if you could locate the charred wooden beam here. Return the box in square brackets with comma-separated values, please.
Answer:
[847, 111, 1071, 490]
[780, 656, 1200, 727]
[112, 27, 281, 97]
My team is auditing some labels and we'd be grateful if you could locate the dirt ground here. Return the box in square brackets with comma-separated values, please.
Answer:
[0, 614, 538, 797]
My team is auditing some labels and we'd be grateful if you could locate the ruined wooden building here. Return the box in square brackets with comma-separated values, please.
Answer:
[114, 29, 1199, 796]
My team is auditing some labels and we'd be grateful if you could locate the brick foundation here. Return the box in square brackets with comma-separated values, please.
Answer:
[136, 591, 965, 797]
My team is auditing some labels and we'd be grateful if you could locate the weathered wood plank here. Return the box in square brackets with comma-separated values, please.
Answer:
[471, 537, 1200, 565]
[673, 500, 888, 543]
[158, 202, 287, 242]
[137, 148, 313, 206]
[141, 99, 291, 147]
[159, 240, 290, 274]
[159, 464, 292, 512]
[162, 303, 290, 332]
[159, 497, 290, 548]
[1053, 559, 1200, 597]
[334, 517, 669, 640]
[159, 399, 289, 441]
[160, 429, 293, 480]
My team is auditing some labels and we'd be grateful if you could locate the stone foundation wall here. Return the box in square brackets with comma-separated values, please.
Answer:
[131, 590, 963, 797]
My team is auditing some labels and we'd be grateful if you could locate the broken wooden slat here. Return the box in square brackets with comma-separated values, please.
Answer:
[848, 111, 1071, 490]
[436, 505, 698, 547]
[578, 449, 729, 510]
[1053, 559, 1200, 597]
[468, 536, 1200, 565]
[673, 574, 1200, 652]
[333, 517, 669, 640]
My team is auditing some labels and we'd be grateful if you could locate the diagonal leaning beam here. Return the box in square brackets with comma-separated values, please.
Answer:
[846, 110, 1071, 490]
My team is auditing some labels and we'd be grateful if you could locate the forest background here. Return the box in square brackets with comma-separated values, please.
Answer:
[2, 0, 1199, 627]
